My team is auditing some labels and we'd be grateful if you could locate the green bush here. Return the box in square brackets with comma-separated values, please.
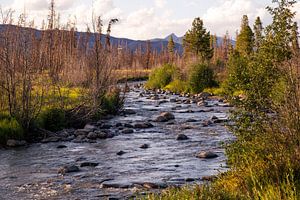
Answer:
[101, 88, 124, 115]
[188, 63, 218, 93]
[0, 114, 24, 144]
[145, 64, 179, 89]
[164, 79, 188, 93]
[39, 108, 67, 132]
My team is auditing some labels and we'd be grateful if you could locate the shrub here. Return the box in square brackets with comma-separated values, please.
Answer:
[145, 64, 179, 89]
[0, 114, 24, 144]
[101, 88, 124, 115]
[164, 79, 188, 93]
[39, 108, 67, 132]
[188, 63, 218, 93]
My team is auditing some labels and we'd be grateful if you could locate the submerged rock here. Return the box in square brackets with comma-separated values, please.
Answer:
[176, 134, 189, 140]
[140, 144, 150, 149]
[6, 140, 27, 147]
[155, 112, 175, 122]
[197, 151, 218, 159]
[80, 162, 99, 167]
[117, 151, 126, 156]
[57, 145, 67, 149]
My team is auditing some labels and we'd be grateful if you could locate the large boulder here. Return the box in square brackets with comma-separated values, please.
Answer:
[84, 124, 97, 132]
[155, 112, 175, 122]
[6, 140, 27, 147]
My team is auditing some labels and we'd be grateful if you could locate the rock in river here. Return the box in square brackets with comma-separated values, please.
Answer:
[155, 112, 175, 122]
[176, 134, 189, 140]
[6, 140, 27, 147]
[80, 162, 99, 167]
[197, 151, 218, 159]
[140, 144, 150, 149]
[87, 132, 98, 140]
[122, 129, 134, 134]
[58, 165, 80, 174]
[117, 151, 126, 156]
[134, 122, 154, 129]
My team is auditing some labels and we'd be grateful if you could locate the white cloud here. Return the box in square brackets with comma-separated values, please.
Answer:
[202, 0, 269, 37]
[154, 0, 167, 8]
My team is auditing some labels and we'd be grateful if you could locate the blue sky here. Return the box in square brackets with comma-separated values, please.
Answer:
[0, 0, 299, 40]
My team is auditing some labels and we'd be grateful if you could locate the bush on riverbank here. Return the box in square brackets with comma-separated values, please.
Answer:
[145, 64, 179, 89]
[188, 63, 218, 93]
[145, 63, 218, 94]
[0, 114, 24, 145]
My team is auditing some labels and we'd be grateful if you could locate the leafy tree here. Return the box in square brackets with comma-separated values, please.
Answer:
[183, 17, 213, 61]
[291, 22, 299, 54]
[253, 16, 264, 50]
[168, 35, 175, 54]
[265, 0, 296, 62]
[236, 15, 254, 56]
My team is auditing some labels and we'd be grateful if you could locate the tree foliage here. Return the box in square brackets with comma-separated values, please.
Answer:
[183, 17, 213, 61]
[236, 15, 254, 56]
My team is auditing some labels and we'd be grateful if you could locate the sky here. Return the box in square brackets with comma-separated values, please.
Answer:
[0, 0, 300, 40]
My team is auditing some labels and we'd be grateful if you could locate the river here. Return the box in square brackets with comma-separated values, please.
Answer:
[0, 83, 233, 199]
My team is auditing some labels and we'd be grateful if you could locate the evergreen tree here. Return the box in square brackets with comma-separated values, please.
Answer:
[236, 15, 254, 56]
[168, 35, 175, 54]
[183, 17, 213, 61]
[253, 16, 263, 50]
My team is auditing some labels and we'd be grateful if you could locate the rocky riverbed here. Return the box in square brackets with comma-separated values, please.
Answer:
[0, 83, 234, 199]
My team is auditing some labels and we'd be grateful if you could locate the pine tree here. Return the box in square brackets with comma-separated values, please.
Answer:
[168, 35, 175, 54]
[236, 15, 254, 56]
[183, 17, 213, 61]
[253, 16, 263, 50]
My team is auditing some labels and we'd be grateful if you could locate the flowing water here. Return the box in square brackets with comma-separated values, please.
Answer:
[0, 84, 233, 200]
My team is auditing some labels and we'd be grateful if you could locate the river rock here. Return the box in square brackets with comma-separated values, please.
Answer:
[58, 165, 80, 174]
[202, 120, 213, 127]
[124, 123, 134, 128]
[80, 162, 99, 167]
[57, 145, 67, 149]
[197, 151, 218, 159]
[140, 144, 150, 149]
[99, 124, 112, 129]
[155, 112, 175, 122]
[87, 132, 98, 140]
[122, 129, 134, 134]
[6, 140, 27, 147]
[176, 134, 189, 140]
[117, 151, 126, 156]
[74, 129, 90, 136]
[95, 131, 109, 139]
[134, 122, 154, 129]
[84, 124, 97, 132]
[198, 92, 212, 100]
[123, 109, 136, 115]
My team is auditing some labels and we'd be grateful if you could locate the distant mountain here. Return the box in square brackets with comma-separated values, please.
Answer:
[0, 24, 234, 55]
